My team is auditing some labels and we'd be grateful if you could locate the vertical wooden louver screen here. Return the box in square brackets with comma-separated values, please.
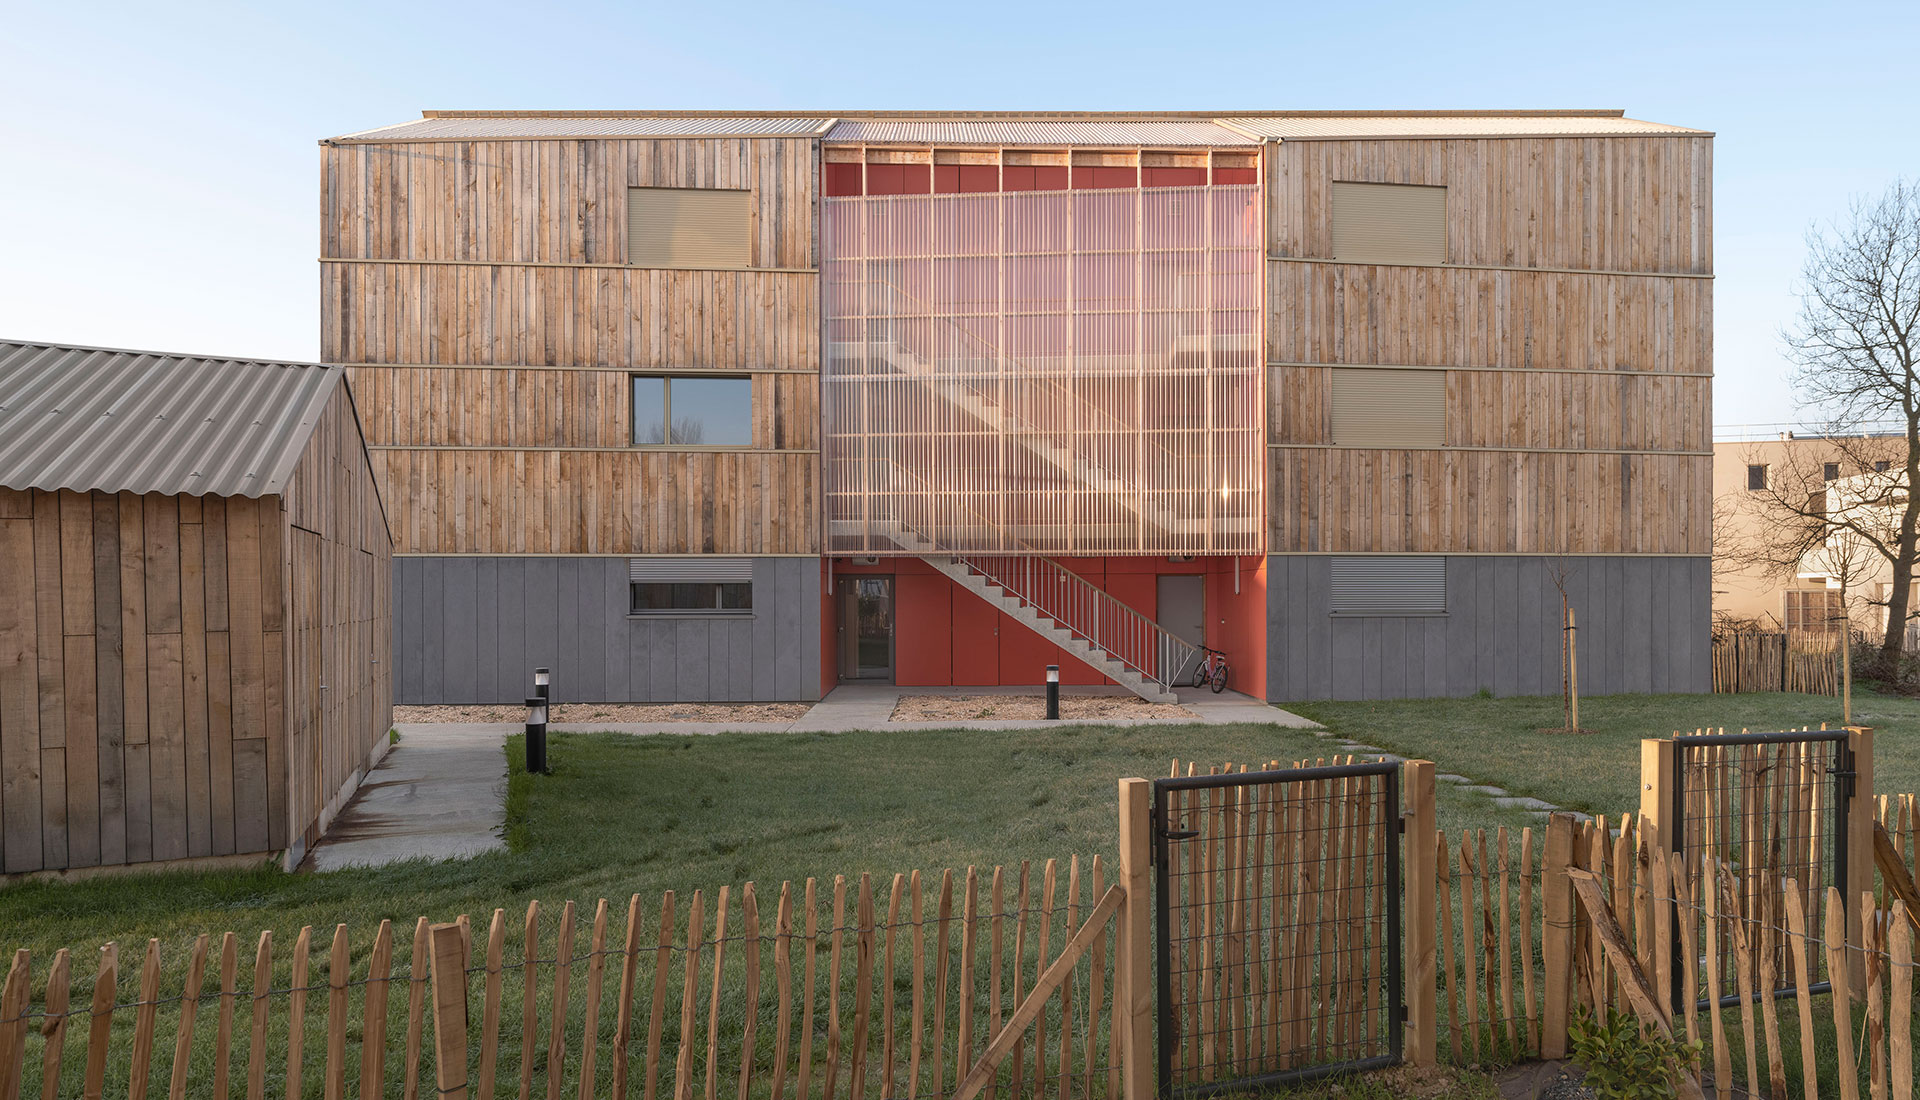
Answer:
[627, 187, 752, 269]
[1329, 556, 1447, 615]
[1331, 181, 1447, 265]
[1330, 368, 1446, 447]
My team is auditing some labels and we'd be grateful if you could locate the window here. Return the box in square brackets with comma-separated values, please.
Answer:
[1329, 556, 1446, 615]
[1331, 182, 1447, 265]
[628, 558, 753, 616]
[1747, 464, 1769, 490]
[1877, 460, 1892, 473]
[632, 376, 752, 446]
[1330, 368, 1446, 448]
[1824, 462, 1840, 481]
[1784, 589, 1842, 635]
[627, 187, 751, 269]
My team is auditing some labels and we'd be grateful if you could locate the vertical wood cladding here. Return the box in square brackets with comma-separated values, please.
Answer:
[1266, 133, 1713, 556]
[321, 136, 822, 556]
[1268, 136, 1713, 273]
[0, 387, 392, 874]
[321, 137, 815, 269]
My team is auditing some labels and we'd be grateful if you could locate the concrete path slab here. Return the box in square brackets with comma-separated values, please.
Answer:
[305, 725, 507, 871]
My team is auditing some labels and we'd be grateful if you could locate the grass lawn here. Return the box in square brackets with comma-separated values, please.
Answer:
[0, 722, 1535, 959]
[1287, 687, 1920, 817]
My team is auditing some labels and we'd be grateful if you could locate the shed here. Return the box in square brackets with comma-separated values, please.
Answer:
[0, 340, 393, 875]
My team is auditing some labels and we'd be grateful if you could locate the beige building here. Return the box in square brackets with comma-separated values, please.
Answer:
[1713, 433, 1906, 635]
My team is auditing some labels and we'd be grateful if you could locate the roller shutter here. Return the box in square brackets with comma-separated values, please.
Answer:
[628, 558, 754, 582]
[1332, 182, 1447, 265]
[627, 187, 752, 269]
[1329, 557, 1447, 615]
[1330, 368, 1446, 448]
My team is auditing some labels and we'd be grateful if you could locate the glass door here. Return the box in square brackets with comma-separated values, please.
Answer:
[841, 576, 895, 681]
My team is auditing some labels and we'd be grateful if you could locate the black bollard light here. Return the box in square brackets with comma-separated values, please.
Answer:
[1045, 664, 1060, 720]
[525, 695, 549, 775]
[534, 667, 551, 705]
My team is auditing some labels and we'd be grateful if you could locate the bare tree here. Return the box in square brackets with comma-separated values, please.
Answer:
[1750, 179, 1920, 665]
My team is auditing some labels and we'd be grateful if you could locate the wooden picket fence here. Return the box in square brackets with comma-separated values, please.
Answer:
[1712, 632, 1841, 695]
[1, 744, 1913, 1100]
[0, 857, 1155, 1100]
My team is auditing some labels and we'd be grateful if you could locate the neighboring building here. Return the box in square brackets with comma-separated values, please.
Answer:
[0, 341, 393, 876]
[1712, 434, 1905, 636]
[321, 108, 1713, 704]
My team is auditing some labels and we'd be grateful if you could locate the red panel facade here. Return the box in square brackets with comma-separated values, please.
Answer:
[829, 555, 1266, 693]
[828, 161, 1247, 196]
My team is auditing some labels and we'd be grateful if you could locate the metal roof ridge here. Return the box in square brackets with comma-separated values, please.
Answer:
[0, 337, 335, 372]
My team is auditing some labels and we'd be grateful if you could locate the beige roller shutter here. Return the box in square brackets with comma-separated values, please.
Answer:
[1332, 182, 1447, 265]
[1330, 368, 1446, 448]
[627, 187, 751, 269]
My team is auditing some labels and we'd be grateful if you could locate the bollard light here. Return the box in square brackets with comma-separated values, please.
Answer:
[525, 695, 549, 775]
[1045, 665, 1060, 721]
[534, 667, 551, 704]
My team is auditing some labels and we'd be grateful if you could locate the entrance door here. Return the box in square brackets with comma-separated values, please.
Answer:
[840, 576, 895, 681]
[1157, 575, 1205, 685]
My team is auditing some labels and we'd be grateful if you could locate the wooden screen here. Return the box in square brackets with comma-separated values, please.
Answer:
[822, 185, 1264, 555]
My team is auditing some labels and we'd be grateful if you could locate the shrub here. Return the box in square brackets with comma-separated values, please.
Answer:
[1567, 1006, 1702, 1100]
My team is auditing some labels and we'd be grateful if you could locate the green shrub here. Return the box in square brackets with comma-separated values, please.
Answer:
[1568, 1006, 1702, 1100]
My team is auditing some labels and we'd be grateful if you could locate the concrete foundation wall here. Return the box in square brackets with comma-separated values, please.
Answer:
[1266, 555, 1711, 701]
[395, 556, 822, 704]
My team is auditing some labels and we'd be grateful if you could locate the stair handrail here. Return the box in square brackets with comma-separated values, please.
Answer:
[955, 554, 1202, 693]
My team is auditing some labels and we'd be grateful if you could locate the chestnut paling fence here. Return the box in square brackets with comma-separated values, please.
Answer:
[1, 733, 1916, 1100]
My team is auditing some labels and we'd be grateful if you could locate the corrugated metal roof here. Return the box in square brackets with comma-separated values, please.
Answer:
[332, 116, 833, 141]
[824, 119, 1258, 146]
[0, 341, 342, 498]
[1225, 115, 1707, 140]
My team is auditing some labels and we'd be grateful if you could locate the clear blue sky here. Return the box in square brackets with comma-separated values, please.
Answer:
[3, 0, 1913, 431]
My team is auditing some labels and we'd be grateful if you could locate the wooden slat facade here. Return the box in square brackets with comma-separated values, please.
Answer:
[1266, 133, 1712, 556]
[321, 137, 822, 556]
[0, 385, 392, 876]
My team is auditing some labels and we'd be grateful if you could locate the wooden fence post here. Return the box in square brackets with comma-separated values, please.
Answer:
[1639, 738, 1678, 1015]
[1541, 814, 1577, 1059]
[1402, 760, 1438, 1066]
[1117, 778, 1153, 1100]
[1846, 726, 1876, 995]
[428, 922, 470, 1100]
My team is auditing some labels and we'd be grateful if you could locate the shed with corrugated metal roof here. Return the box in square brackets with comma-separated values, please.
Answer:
[0, 340, 393, 878]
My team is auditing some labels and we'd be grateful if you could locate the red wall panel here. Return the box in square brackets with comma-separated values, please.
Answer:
[1143, 166, 1207, 188]
[824, 163, 864, 197]
[895, 572, 954, 685]
[949, 589, 1001, 685]
[1212, 166, 1258, 185]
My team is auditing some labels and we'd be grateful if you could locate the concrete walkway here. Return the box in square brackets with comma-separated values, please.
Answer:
[308, 685, 1319, 870]
[305, 725, 507, 871]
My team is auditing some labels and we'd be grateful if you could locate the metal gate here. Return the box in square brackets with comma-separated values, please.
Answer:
[1670, 729, 1855, 1010]
[1152, 762, 1402, 1096]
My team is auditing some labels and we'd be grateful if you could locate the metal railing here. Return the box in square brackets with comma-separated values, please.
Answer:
[956, 555, 1201, 691]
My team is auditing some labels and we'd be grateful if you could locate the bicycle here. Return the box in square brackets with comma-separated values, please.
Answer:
[1190, 645, 1231, 694]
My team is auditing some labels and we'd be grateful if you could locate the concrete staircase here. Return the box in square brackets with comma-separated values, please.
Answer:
[919, 554, 1182, 703]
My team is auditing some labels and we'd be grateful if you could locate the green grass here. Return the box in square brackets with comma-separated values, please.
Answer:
[0, 723, 1533, 958]
[1286, 688, 1920, 817]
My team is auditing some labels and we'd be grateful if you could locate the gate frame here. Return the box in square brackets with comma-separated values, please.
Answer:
[1146, 760, 1409, 1097]
[1640, 726, 1876, 1013]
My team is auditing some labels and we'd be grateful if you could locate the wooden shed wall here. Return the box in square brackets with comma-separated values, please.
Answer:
[320, 137, 821, 557]
[282, 383, 394, 852]
[1265, 134, 1713, 556]
[0, 489, 287, 874]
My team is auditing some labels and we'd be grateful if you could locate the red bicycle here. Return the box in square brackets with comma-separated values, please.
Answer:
[1190, 645, 1231, 694]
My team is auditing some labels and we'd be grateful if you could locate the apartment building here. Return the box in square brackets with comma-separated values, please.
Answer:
[1714, 433, 1912, 639]
[320, 109, 1713, 703]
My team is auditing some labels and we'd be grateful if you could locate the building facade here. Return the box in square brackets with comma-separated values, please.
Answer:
[321, 109, 1713, 704]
